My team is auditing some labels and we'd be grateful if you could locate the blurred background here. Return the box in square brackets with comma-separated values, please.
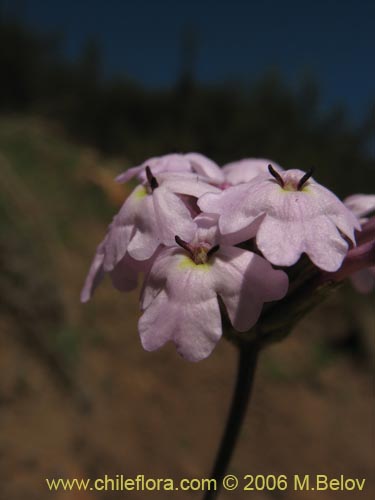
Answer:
[0, 1, 374, 499]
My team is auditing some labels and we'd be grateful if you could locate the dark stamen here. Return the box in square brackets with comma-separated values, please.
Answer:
[268, 164, 284, 187]
[207, 245, 220, 257]
[175, 235, 192, 254]
[145, 166, 159, 191]
[297, 167, 315, 191]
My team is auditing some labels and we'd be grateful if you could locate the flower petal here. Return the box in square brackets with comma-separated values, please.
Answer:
[115, 165, 144, 183]
[198, 183, 259, 234]
[344, 194, 375, 219]
[256, 216, 306, 267]
[116, 154, 192, 183]
[185, 152, 225, 184]
[139, 253, 222, 361]
[103, 185, 148, 269]
[303, 216, 349, 271]
[213, 247, 288, 331]
[311, 184, 360, 242]
[256, 213, 349, 271]
[222, 158, 283, 185]
[103, 223, 134, 270]
[126, 219, 160, 261]
[160, 172, 221, 197]
[80, 242, 105, 303]
[152, 187, 197, 246]
[109, 254, 143, 292]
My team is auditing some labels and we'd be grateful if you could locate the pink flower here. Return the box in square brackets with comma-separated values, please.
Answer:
[221, 158, 283, 186]
[80, 230, 153, 303]
[116, 152, 282, 189]
[199, 166, 361, 272]
[116, 152, 224, 185]
[139, 215, 288, 361]
[115, 154, 193, 184]
[105, 169, 220, 264]
[81, 168, 220, 302]
[344, 193, 375, 293]
[185, 154, 283, 188]
[344, 193, 375, 222]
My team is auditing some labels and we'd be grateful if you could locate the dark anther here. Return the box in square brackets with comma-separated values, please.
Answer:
[297, 167, 315, 191]
[175, 235, 192, 254]
[207, 245, 220, 257]
[145, 165, 159, 191]
[268, 164, 284, 187]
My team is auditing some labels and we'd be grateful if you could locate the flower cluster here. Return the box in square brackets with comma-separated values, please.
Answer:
[82, 153, 372, 361]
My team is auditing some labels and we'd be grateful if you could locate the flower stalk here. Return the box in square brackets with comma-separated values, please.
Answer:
[203, 342, 260, 500]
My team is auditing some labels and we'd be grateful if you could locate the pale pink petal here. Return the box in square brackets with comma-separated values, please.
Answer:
[193, 213, 220, 246]
[304, 216, 349, 271]
[311, 184, 360, 242]
[172, 294, 221, 362]
[80, 242, 105, 303]
[152, 187, 197, 246]
[138, 290, 176, 349]
[103, 185, 149, 269]
[222, 158, 283, 185]
[257, 212, 349, 271]
[220, 217, 265, 246]
[142, 248, 216, 302]
[139, 253, 221, 361]
[116, 154, 192, 184]
[103, 224, 134, 270]
[160, 172, 221, 197]
[213, 247, 288, 330]
[256, 217, 306, 267]
[198, 183, 258, 234]
[126, 224, 160, 261]
[115, 164, 144, 183]
[139, 289, 221, 362]
[194, 211, 262, 248]
[82, 235, 152, 301]
[139, 248, 175, 310]
[105, 186, 162, 262]
[185, 152, 225, 184]
[253, 181, 352, 270]
[109, 254, 143, 292]
[344, 194, 375, 218]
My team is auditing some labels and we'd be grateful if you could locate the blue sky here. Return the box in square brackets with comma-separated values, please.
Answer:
[4, 0, 375, 122]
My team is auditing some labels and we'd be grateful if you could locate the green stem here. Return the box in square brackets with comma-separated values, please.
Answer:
[203, 343, 260, 500]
